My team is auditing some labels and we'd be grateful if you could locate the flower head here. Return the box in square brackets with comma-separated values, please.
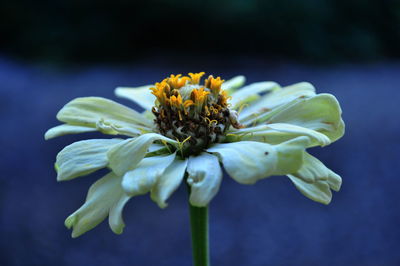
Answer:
[45, 73, 344, 237]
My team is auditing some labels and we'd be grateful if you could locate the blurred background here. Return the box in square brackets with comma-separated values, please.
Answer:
[1, 0, 400, 265]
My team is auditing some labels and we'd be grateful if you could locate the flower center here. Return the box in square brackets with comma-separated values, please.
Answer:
[151, 72, 242, 153]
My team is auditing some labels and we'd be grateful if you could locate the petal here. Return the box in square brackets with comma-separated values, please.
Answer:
[109, 194, 131, 234]
[287, 175, 332, 205]
[151, 158, 188, 208]
[115, 85, 155, 111]
[56, 97, 153, 131]
[240, 82, 316, 121]
[230, 81, 280, 109]
[221, 75, 246, 94]
[107, 133, 177, 176]
[122, 153, 176, 196]
[186, 153, 223, 207]
[64, 172, 125, 238]
[207, 136, 310, 184]
[55, 139, 123, 181]
[44, 124, 96, 140]
[291, 152, 342, 187]
[227, 123, 331, 147]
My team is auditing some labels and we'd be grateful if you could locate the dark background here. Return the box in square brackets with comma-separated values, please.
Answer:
[1, 1, 400, 265]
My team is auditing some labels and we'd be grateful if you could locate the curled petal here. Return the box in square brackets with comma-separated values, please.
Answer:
[221, 75, 246, 94]
[107, 133, 177, 176]
[65, 172, 126, 238]
[151, 158, 188, 208]
[55, 139, 123, 181]
[187, 153, 222, 207]
[44, 124, 96, 140]
[207, 137, 310, 184]
[122, 153, 176, 196]
[230, 81, 280, 109]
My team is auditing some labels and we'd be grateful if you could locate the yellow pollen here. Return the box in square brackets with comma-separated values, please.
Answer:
[170, 94, 183, 109]
[205, 75, 225, 95]
[191, 87, 210, 108]
[188, 72, 205, 84]
[167, 74, 190, 89]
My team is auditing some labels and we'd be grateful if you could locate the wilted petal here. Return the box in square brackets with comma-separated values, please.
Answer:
[207, 137, 309, 184]
[287, 175, 332, 205]
[56, 97, 153, 132]
[64, 172, 125, 238]
[44, 124, 97, 140]
[109, 194, 131, 234]
[221, 75, 246, 94]
[230, 82, 280, 109]
[122, 153, 176, 196]
[227, 123, 330, 147]
[115, 85, 155, 111]
[107, 133, 177, 176]
[151, 158, 188, 208]
[186, 153, 222, 207]
[240, 82, 316, 120]
[56, 139, 123, 181]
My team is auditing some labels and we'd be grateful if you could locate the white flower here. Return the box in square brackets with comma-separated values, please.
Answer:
[45, 73, 344, 237]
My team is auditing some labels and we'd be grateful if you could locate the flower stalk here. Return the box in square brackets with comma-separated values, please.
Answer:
[189, 194, 210, 266]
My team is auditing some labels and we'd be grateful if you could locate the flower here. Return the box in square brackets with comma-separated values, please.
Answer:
[45, 73, 344, 237]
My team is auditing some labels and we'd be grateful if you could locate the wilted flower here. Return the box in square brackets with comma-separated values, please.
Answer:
[45, 73, 344, 237]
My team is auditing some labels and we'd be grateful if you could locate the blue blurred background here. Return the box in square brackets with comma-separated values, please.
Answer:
[1, 1, 400, 265]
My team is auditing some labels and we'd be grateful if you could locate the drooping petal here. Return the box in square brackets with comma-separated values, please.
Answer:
[240, 82, 316, 121]
[107, 133, 178, 176]
[226, 123, 331, 147]
[44, 124, 97, 140]
[56, 97, 153, 131]
[186, 153, 223, 207]
[287, 175, 332, 205]
[55, 139, 123, 181]
[64, 172, 126, 238]
[122, 153, 176, 196]
[109, 194, 131, 234]
[151, 158, 188, 208]
[229, 81, 280, 109]
[221, 75, 246, 94]
[207, 136, 310, 185]
[115, 85, 155, 111]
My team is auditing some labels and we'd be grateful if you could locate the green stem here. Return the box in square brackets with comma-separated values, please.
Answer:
[189, 196, 210, 266]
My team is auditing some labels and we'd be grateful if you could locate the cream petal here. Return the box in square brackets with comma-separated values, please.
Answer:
[186, 153, 223, 207]
[229, 81, 280, 109]
[109, 194, 131, 234]
[107, 133, 177, 176]
[221, 75, 246, 94]
[64, 172, 125, 238]
[56, 97, 153, 132]
[227, 123, 331, 147]
[151, 158, 188, 208]
[55, 139, 123, 181]
[240, 82, 316, 121]
[122, 153, 176, 196]
[287, 175, 332, 205]
[207, 137, 309, 185]
[115, 85, 155, 111]
[44, 124, 97, 140]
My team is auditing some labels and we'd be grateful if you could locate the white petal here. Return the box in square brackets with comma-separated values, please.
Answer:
[122, 153, 176, 196]
[287, 175, 332, 205]
[44, 124, 96, 140]
[221, 75, 246, 94]
[151, 158, 188, 208]
[109, 194, 131, 234]
[115, 85, 155, 111]
[56, 97, 153, 131]
[240, 82, 316, 121]
[207, 137, 309, 184]
[107, 133, 177, 176]
[230, 81, 280, 109]
[64, 172, 125, 238]
[227, 123, 331, 147]
[56, 139, 123, 181]
[186, 153, 222, 207]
